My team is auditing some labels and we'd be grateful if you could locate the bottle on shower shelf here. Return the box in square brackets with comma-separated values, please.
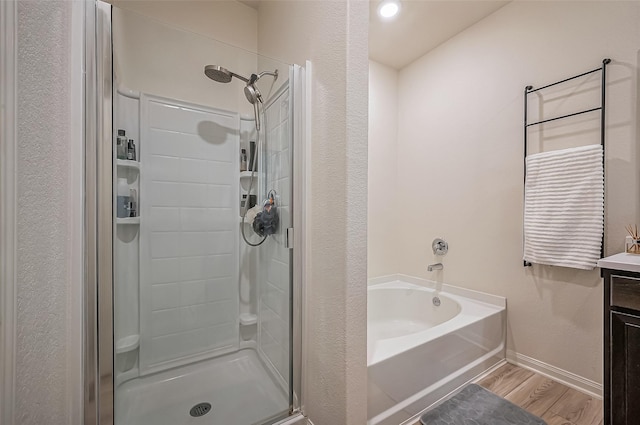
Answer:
[240, 148, 248, 171]
[248, 141, 256, 171]
[116, 129, 127, 160]
[127, 139, 136, 161]
[128, 189, 137, 218]
[117, 177, 129, 218]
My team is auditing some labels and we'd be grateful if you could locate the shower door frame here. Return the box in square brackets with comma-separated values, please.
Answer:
[84, 2, 114, 424]
[84, 1, 306, 424]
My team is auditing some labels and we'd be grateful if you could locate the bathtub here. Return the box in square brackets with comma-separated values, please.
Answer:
[367, 275, 506, 425]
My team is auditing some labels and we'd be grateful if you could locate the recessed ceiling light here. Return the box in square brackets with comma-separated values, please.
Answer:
[378, 0, 400, 19]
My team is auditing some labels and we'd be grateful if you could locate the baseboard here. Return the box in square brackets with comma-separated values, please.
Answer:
[506, 350, 602, 399]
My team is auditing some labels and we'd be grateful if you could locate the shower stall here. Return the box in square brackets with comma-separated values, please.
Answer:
[84, 2, 305, 425]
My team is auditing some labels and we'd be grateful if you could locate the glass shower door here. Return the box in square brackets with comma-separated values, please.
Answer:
[257, 75, 294, 406]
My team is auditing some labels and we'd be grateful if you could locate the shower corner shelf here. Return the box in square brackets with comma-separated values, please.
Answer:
[117, 85, 140, 100]
[240, 170, 258, 192]
[116, 334, 140, 354]
[117, 159, 141, 171]
[115, 368, 139, 388]
[117, 217, 140, 225]
[239, 313, 257, 326]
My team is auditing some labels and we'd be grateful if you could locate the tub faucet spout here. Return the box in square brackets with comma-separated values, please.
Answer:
[427, 263, 443, 271]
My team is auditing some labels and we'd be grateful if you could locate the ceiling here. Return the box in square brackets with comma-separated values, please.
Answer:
[239, 0, 509, 70]
[370, 0, 509, 69]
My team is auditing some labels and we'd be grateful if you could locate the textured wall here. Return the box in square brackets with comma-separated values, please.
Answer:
[15, 1, 74, 423]
[388, 1, 640, 385]
[111, 5, 257, 116]
[368, 60, 399, 278]
[257, 1, 369, 424]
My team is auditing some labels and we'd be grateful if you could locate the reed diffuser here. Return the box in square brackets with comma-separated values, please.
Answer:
[625, 225, 640, 254]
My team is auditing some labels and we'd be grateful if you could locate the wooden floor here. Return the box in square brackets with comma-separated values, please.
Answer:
[414, 363, 603, 425]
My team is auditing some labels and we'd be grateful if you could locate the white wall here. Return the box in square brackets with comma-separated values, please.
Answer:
[112, 5, 256, 116]
[257, 1, 369, 424]
[372, 1, 640, 385]
[139, 97, 241, 373]
[368, 60, 398, 278]
[110, 0, 258, 53]
[13, 1, 82, 423]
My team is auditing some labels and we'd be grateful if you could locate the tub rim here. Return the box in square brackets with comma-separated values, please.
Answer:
[368, 274, 506, 308]
[367, 275, 506, 366]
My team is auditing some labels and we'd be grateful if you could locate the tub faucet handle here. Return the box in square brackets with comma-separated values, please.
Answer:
[432, 238, 448, 256]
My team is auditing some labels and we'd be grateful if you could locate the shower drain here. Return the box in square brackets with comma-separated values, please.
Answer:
[189, 402, 212, 417]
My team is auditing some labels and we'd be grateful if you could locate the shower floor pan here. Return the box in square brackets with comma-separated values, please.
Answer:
[115, 349, 288, 425]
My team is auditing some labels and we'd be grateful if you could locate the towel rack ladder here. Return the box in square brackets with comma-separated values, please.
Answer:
[523, 58, 610, 267]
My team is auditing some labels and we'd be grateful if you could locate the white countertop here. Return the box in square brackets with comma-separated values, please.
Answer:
[597, 252, 640, 273]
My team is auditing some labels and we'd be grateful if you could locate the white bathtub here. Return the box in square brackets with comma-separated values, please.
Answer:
[367, 275, 506, 425]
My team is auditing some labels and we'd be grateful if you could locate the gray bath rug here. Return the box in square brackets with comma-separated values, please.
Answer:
[420, 384, 547, 425]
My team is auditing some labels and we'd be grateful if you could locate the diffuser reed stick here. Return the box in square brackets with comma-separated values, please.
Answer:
[625, 225, 640, 254]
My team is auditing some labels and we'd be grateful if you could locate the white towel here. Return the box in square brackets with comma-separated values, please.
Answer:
[524, 144, 604, 270]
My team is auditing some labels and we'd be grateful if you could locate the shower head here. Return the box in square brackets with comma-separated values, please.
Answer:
[204, 65, 232, 83]
[244, 83, 262, 105]
[204, 65, 249, 84]
[204, 65, 279, 108]
[243, 70, 279, 104]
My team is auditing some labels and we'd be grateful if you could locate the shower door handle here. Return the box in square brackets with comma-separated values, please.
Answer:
[286, 228, 294, 249]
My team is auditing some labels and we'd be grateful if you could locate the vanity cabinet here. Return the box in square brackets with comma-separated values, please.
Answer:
[602, 268, 640, 425]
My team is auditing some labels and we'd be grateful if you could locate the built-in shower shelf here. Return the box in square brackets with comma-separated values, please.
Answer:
[240, 171, 256, 192]
[239, 313, 258, 326]
[117, 159, 141, 171]
[117, 217, 140, 225]
[115, 367, 139, 388]
[116, 334, 140, 354]
[117, 85, 140, 100]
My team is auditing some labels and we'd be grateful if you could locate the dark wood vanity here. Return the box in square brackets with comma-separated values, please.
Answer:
[600, 253, 640, 425]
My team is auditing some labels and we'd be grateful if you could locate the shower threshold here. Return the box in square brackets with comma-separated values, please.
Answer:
[115, 348, 289, 425]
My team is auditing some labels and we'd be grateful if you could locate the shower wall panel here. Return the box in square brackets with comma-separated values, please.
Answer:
[139, 95, 240, 375]
[258, 85, 292, 389]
